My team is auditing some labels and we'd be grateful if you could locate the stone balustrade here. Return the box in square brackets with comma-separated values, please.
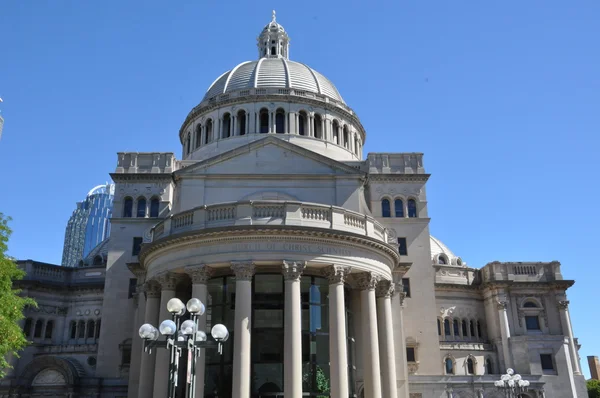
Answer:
[17, 260, 106, 285]
[152, 200, 388, 243]
[481, 261, 564, 283]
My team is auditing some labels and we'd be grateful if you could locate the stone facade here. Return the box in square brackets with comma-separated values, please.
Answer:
[3, 13, 587, 398]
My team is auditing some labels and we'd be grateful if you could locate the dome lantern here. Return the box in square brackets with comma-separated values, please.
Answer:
[257, 10, 289, 60]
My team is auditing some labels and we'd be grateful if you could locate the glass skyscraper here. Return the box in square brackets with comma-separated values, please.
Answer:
[61, 184, 115, 267]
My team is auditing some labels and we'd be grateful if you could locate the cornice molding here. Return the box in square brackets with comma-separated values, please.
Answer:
[367, 174, 430, 183]
[110, 173, 173, 183]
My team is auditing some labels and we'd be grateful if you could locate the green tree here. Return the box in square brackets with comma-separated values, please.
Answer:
[588, 379, 600, 398]
[0, 213, 36, 377]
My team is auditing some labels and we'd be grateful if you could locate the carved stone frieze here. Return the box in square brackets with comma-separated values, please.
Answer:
[144, 282, 162, 298]
[282, 260, 306, 281]
[322, 265, 351, 285]
[497, 301, 508, 310]
[154, 272, 179, 291]
[407, 361, 419, 375]
[355, 272, 381, 291]
[185, 265, 214, 284]
[31, 305, 68, 316]
[231, 262, 256, 281]
[375, 280, 394, 298]
[558, 300, 570, 310]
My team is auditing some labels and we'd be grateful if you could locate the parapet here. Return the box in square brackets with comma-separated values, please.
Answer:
[367, 153, 425, 174]
[115, 152, 176, 174]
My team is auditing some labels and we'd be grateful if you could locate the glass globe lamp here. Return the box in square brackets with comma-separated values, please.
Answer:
[167, 298, 186, 315]
[196, 331, 207, 342]
[159, 319, 177, 335]
[187, 298, 205, 315]
[211, 324, 229, 341]
[139, 323, 155, 339]
[180, 320, 197, 335]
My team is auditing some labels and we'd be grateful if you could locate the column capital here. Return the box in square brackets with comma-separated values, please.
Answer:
[355, 272, 381, 291]
[185, 264, 214, 284]
[231, 261, 256, 281]
[322, 265, 351, 285]
[497, 300, 508, 310]
[154, 272, 179, 291]
[375, 280, 394, 298]
[282, 260, 306, 281]
[143, 282, 161, 298]
[557, 300, 570, 310]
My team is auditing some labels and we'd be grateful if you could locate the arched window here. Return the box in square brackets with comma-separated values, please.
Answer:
[123, 197, 133, 218]
[298, 111, 307, 136]
[260, 109, 269, 133]
[222, 113, 231, 138]
[95, 319, 101, 339]
[136, 198, 146, 218]
[462, 320, 468, 337]
[485, 358, 493, 374]
[343, 126, 349, 148]
[87, 320, 96, 338]
[445, 358, 454, 374]
[332, 120, 340, 144]
[195, 124, 202, 149]
[275, 109, 285, 134]
[78, 320, 85, 338]
[453, 319, 460, 336]
[381, 199, 391, 218]
[394, 199, 404, 217]
[470, 320, 476, 337]
[437, 319, 442, 336]
[477, 321, 482, 338]
[438, 256, 447, 265]
[205, 119, 213, 144]
[23, 318, 33, 337]
[444, 319, 451, 336]
[238, 110, 247, 135]
[150, 198, 160, 218]
[467, 357, 475, 374]
[34, 319, 43, 338]
[407, 199, 417, 218]
[523, 301, 538, 308]
[93, 255, 103, 266]
[354, 136, 359, 154]
[44, 320, 54, 339]
[186, 133, 191, 154]
[313, 114, 322, 138]
[70, 321, 77, 339]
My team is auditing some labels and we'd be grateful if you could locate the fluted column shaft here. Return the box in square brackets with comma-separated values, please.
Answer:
[558, 300, 582, 375]
[153, 273, 178, 398]
[186, 265, 214, 397]
[376, 281, 398, 398]
[357, 273, 382, 398]
[283, 261, 305, 398]
[128, 281, 146, 398]
[231, 262, 255, 398]
[324, 265, 351, 398]
[497, 300, 512, 370]
[138, 282, 161, 398]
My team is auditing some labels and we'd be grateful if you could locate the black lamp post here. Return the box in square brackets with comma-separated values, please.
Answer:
[139, 297, 229, 398]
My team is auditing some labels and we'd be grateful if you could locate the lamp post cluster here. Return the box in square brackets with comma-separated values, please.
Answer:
[494, 368, 530, 398]
[139, 297, 229, 398]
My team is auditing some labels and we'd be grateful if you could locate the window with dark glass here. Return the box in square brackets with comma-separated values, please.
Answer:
[150, 198, 160, 217]
[123, 197, 133, 218]
[445, 358, 454, 374]
[397, 238, 408, 255]
[260, 110, 269, 133]
[467, 358, 474, 374]
[44, 320, 54, 339]
[122, 345, 132, 366]
[314, 114, 322, 138]
[223, 114, 231, 138]
[23, 318, 32, 337]
[437, 319, 442, 336]
[343, 126, 349, 148]
[275, 110, 285, 133]
[95, 319, 101, 339]
[406, 347, 416, 362]
[87, 320, 95, 338]
[186, 133, 191, 154]
[34, 319, 43, 338]
[470, 320, 476, 337]
[486, 358, 493, 374]
[70, 321, 77, 339]
[238, 110, 246, 135]
[205, 119, 213, 144]
[444, 319, 451, 336]
[453, 319, 459, 336]
[477, 321, 482, 338]
[401, 278, 410, 297]
[93, 255, 102, 266]
[525, 316, 540, 330]
[523, 301, 538, 308]
[462, 320, 468, 337]
[332, 121, 339, 144]
[136, 198, 146, 218]
[78, 320, 85, 338]
[381, 199, 391, 218]
[407, 199, 417, 218]
[540, 354, 554, 370]
[195, 125, 202, 148]
[394, 199, 404, 217]
[438, 256, 447, 265]
[128, 278, 137, 298]
[298, 112, 306, 136]
[132, 237, 143, 256]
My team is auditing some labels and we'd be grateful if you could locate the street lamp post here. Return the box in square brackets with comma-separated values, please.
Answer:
[139, 297, 229, 398]
[494, 368, 530, 398]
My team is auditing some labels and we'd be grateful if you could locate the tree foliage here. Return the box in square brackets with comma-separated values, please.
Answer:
[588, 379, 600, 398]
[0, 213, 36, 377]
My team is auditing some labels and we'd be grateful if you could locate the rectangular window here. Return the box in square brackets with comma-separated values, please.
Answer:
[540, 354, 554, 370]
[128, 279, 137, 299]
[132, 237, 143, 256]
[401, 278, 411, 298]
[397, 238, 408, 255]
[406, 347, 416, 362]
[525, 316, 540, 330]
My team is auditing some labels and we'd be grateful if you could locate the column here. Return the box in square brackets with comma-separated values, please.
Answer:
[356, 272, 382, 398]
[138, 282, 161, 398]
[309, 115, 314, 137]
[185, 265, 214, 398]
[232, 115, 237, 136]
[128, 281, 146, 398]
[558, 300, 582, 375]
[391, 287, 409, 398]
[324, 265, 351, 398]
[497, 300, 512, 370]
[269, 111, 274, 133]
[376, 281, 398, 398]
[153, 273, 179, 398]
[282, 261, 305, 398]
[246, 112, 251, 135]
[231, 262, 255, 398]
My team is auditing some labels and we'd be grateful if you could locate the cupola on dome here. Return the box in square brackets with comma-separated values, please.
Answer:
[201, 11, 344, 104]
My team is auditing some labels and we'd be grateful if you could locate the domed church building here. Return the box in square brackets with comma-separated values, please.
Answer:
[4, 12, 587, 398]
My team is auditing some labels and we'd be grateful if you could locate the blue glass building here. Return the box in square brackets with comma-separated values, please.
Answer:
[61, 184, 115, 267]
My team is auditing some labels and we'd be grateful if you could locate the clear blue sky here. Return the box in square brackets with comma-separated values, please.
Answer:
[1, 0, 599, 378]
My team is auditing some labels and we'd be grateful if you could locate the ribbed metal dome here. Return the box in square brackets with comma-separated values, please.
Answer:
[202, 58, 345, 104]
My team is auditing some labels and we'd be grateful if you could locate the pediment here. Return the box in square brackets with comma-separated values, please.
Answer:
[176, 137, 362, 177]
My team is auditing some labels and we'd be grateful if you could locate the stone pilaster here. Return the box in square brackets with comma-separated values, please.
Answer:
[557, 299, 582, 375]
[356, 272, 382, 398]
[231, 262, 255, 398]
